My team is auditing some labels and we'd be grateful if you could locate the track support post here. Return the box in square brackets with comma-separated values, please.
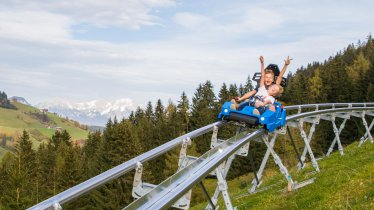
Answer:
[298, 119, 318, 169]
[261, 134, 295, 189]
[326, 116, 348, 156]
[358, 111, 373, 146]
[298, 119, 320, 172]
[248, 133, 278, 193]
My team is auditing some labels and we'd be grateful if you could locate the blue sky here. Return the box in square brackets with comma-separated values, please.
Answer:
[1, 0, 374, 109]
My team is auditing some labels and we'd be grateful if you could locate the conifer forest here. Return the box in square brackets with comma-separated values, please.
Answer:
[1, 36, 374, 209]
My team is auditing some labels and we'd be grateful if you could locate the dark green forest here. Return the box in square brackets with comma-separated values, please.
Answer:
[1, 36, 374, 209]
[0, 91, 16, 110]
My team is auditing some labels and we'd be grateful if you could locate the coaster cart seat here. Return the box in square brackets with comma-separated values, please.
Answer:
[217, 101, 286, 132]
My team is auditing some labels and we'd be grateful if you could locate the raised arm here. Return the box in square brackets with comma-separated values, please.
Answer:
[259, 56, 265, 86]
[276, 56, 292, 85]
[237, 89, 256, 101]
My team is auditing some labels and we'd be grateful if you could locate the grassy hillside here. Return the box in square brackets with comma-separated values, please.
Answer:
[0, 147, 7, 160]
[191, 141, 374, 209]
[0, 101, 89, 160]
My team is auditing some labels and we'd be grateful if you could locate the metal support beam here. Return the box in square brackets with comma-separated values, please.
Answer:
[261, 134, 295, 189]
[359, 116, 374, 146]
[132, 137, 195, 210]
[199, 181, 216, 210]
[207, 155, 236, 209]
[207, 127, 244, 209]
[210, 126, 220, 148]
[132, 162, 156, 199]
[298, 105, 320, 168]
[298, 119, 320, 172]
[359, 111, 373, 146]
[326, 117, 348, 156]
[298, 121, 317, 169]
[248, 133, 278, 193]
[215, 167, 234, 210]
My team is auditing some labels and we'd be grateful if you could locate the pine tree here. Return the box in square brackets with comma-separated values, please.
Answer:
[134, 107, 145, 125]
[0, 131, 37, 209]
[15, 130, 37, 208]
[51, 130, 72, 148]
[163, 101, 181, 177]
[105, 120, 142, 207]
[243, 75, 254, 93]
[145, 101, 155, 122]
[177, 92, 190, 133]
[0, 91, 16, 109]
[0, 152, 18, 208]
[190, 81, 218, 154]
[36, 143, 57, 202]
[228, 83, 239, 99]
[218, 83, 230, 104]
[70, 131, 105, 209]
[155, 99, 165, 123]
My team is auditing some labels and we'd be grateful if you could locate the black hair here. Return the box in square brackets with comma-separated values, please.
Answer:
[265, 64, 280, 76]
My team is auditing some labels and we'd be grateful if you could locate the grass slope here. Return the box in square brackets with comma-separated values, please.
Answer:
[0, 102, 89, 160]
[191, 141, 374, 209]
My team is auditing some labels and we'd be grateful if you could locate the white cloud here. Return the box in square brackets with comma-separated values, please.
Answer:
[0, 0, 176, 30]
[173, 12, 213, 28]
[0, 10, 72, 41]
[0, 67, 52, 88]
[1, 0, 374, 109]
[236, 7, 283, 33]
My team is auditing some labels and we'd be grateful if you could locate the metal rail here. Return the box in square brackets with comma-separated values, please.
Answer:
[286, 107, 374, 121]
[285, 103, 374, 111]
[28, 121, 225, 210]
[125, 129, 265, 209]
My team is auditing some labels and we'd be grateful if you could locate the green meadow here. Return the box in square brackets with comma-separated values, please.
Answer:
[190, 141, 374, 209]
[0, 102, 89, 160]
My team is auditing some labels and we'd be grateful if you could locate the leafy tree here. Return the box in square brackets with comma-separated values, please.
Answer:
[346, 52, 370, 101]
[367, 84, 374, 101]
[308, 68, 325, 103]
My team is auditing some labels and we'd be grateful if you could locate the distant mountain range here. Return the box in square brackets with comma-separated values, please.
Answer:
[36, 98, 136, 126]
[10, 96, 32, 106]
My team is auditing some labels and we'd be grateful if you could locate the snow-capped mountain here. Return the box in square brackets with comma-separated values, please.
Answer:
[10, 96, 31, 106]
[36, 98, 136, 126]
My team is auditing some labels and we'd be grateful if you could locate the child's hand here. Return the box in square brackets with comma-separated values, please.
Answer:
[259, 56, 264, 64]
[256, 101, 265, 107]
[285, 56, 292, 66]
